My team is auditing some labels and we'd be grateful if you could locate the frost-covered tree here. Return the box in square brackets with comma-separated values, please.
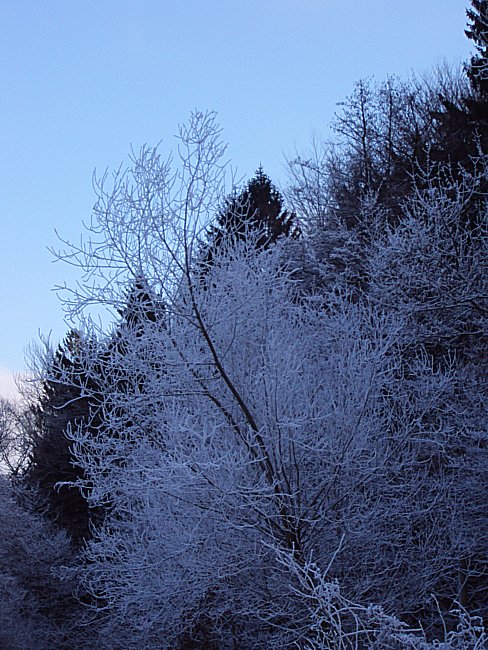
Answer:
[368, 156, 488, 615]
[285, 66, 476, 297]
[22, 278, 167, 546]
[368, 159, 487, 360]
[0, 397, 32, 476]
[0, 477, 82, 650]
[44, 111, 486, 648]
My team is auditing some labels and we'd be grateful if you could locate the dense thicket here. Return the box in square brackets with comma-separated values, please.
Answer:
[1, 4, 487, 648]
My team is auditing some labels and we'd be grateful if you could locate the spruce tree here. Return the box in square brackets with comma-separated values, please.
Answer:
[24, 282, 164, 544]
[24, 332, 95, 544]
[426, 1, 488, 231]
[466, 0, 488, 96]
[203, 168, 299, 269]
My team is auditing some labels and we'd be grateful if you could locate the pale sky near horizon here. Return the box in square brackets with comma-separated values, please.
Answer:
[0, 1, 473, 398]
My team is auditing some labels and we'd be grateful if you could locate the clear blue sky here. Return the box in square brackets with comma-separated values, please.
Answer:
[0, 1, 472, 397]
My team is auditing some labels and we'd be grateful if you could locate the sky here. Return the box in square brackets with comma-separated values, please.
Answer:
[0, 1, 473, 398]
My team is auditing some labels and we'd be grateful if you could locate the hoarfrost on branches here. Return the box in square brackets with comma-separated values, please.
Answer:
[41, 111, 488, 647]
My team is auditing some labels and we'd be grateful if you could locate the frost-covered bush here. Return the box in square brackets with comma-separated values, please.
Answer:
[0, 477, 80, 649]
[281, 550, 487, 650]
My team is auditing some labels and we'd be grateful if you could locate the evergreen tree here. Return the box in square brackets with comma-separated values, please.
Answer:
[120, 278, 160, 330]
[389, 3, 488, 187]
[429, 1, 488, 204]
[466, 0, 488, 95]
[24, 331, 97, 544]
[203, 168, 299, 269]
[24, 282, 164, 545]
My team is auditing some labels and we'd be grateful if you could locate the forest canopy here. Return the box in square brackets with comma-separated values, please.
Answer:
[1, 3, 487, 649]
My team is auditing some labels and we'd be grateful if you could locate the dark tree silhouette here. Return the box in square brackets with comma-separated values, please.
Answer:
[466, 0, 488, 95]
[24, 282, 165, 545]
[24, 331, 95, 544]
[202, 167, 299, 270]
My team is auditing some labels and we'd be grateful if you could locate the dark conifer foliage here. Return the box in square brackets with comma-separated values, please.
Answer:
[24, 282, 164, 545]
[118, 276, 163, 333]
[24, 332, 95, 544]
[203, 168, 299, 269]
[430, 93, 488, 179]
[466, 0, 488, 95]
[429, 2, 488, 178]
